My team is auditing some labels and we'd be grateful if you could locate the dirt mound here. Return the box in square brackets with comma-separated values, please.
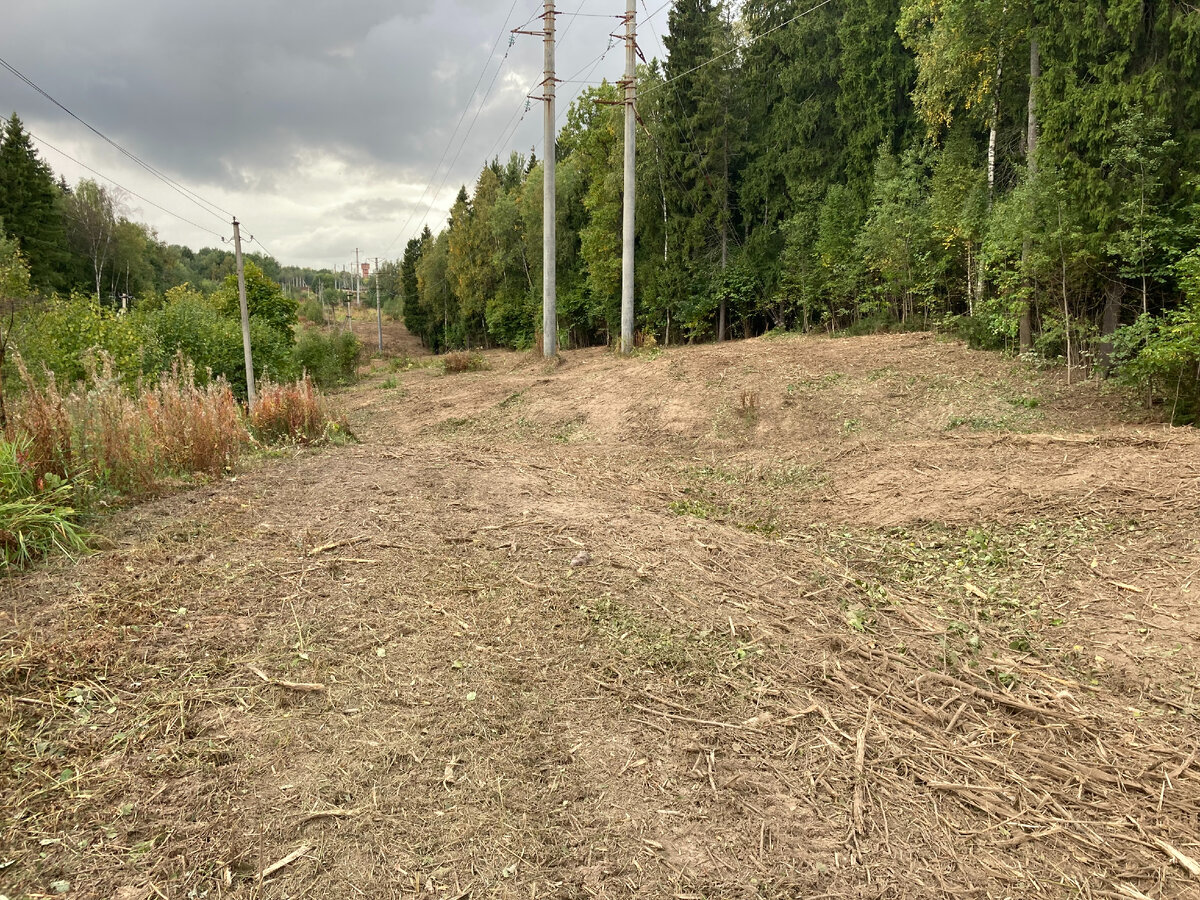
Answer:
[3, 334, 1198, 899]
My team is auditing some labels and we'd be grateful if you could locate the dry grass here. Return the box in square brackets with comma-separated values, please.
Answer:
[11, 352, 249, 494]
[441, 351, 488, 375]
[145, 357, 248, 476]
[250, 375, 345, 445]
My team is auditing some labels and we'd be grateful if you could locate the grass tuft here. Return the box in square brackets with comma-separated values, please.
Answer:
[441, 351, 488, 375]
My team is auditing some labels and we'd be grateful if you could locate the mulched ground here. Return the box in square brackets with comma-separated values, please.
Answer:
[3, 331, 1199, 900]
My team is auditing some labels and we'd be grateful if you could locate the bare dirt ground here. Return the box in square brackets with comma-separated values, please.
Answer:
[3, 331, 1199, 900]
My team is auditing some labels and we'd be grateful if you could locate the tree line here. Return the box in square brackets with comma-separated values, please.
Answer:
[0, 113, 366, 398]
[394, 0, 1198, 417]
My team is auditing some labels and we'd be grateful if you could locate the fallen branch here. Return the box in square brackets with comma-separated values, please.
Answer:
[248, 665, 327, 693]
[301, 807, 360, 824]
[307, 536, 365, 557]
[629, 702, 749, 731]
[853, 700, 873, 834]
[1154, 837, 1200, 877]
[261, 844, 312, 879]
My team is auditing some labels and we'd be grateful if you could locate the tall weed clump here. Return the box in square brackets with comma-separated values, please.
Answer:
[250, 375, 343, 445]
[0, 436, 88, 568]
[144, 356, 249, 475]
[441, 351, 488, 374]
[65, 351, 154, 493]
[12, 350, 248, 496]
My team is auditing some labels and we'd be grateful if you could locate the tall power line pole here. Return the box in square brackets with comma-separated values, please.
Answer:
[231, 218, 256, 407]
[374, 256, 383, 353]
[620, 0, 637, 355]
[514, 1, 557, 356]
[542, 0, 557, 358]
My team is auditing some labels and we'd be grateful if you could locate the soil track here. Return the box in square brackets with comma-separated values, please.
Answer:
[4, 332, 1200, 900]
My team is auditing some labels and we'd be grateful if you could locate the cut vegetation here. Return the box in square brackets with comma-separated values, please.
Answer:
[2, 331, 1199, 899]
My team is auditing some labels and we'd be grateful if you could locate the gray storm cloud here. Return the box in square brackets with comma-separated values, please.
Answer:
[0, 0, 669, 267]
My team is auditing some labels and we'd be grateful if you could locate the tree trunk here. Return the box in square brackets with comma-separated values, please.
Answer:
[718, 221, 728, 343]
[978, 51, 1002, 310]
[1018, 34, 1040, 353]
[1096, 280, 1126, 374]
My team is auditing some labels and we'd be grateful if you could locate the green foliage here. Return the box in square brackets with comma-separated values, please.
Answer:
[1112, 250, 1200, 423]
[0, 113, 69, 291]
[0, 448, 87, 569]
[0, 222, 32, 300]
[299, 298, 326, 324]
[214, 260, 298, 336]
[139, 284, 296, 397]
[15, 292, 146, 385]
[292, 328, 360, 388]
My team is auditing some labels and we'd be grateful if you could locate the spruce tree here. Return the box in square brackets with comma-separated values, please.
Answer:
[0, 113, 69, 291]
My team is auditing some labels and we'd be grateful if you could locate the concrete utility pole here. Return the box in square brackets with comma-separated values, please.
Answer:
[231, 218, 256, 407]
[543, 0, 557, 358]
[620, 0, 637, 355]
[355, 247, 362, 308]
[375, 256, 383, 353]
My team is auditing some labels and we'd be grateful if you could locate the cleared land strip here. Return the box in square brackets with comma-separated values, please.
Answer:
[3, 334, 1199, 899]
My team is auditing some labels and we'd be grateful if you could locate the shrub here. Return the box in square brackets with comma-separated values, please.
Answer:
[299, 299, 326, 324]
[213, 261, 298, 336]
[250, 376, 344, 445]
[292, 328, 361, 387]
[441, 351, 488, 374]
[1113, 249, 1200, 424]
[141, 286, 297, 399]
[15, 292, 147, 386]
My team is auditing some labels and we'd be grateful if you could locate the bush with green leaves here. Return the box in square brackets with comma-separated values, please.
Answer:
[213, 261, 298, 337]
[140, 284, 297, 398]
[299, 298, 326, 324]
[292, 328, 360, 388]
[1112, 249, 1200, 424]
[15, 292, 147, 386]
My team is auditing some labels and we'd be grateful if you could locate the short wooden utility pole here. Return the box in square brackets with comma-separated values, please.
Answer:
[232, 217, 256, 407]
[374, 256, 383, 352]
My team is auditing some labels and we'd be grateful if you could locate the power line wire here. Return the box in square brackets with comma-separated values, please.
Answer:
[0, 53, 235, 224]
[382, 0, 526, 254]
[26, 129, 228, 241]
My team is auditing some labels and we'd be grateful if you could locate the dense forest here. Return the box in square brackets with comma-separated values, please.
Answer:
[394, 0, 1199, 417]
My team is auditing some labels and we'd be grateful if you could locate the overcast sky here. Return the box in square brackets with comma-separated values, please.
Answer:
[1, 0, 673, 269]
